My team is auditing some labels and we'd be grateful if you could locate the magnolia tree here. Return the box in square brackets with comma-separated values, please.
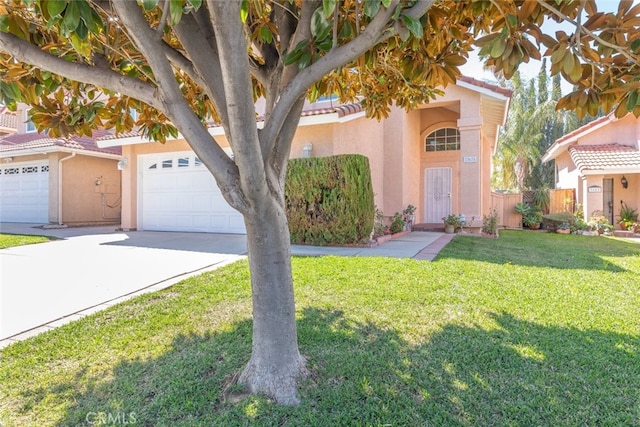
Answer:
[1, 0, 639, 404]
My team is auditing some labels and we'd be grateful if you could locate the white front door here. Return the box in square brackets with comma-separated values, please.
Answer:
[424, 167, 452, 223]
[0, 160, 49, 223]
[139, 151, 245, 234]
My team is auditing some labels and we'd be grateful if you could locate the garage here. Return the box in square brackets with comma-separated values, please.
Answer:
[0, 160, 49, 223]
[139, 151, 245, 234]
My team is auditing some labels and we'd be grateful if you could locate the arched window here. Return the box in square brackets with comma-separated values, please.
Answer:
[425, 128, 460, 152]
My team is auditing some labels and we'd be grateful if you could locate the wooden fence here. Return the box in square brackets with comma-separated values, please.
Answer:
[491, 192, 523, 229]
[549, 189, 575, 213]
[490, 189, 575, 229]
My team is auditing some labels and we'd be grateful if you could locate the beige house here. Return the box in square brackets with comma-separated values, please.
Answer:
[0, 105, 122, 225]
[96, 76, 510, 234]
[542, 113, 640, 226]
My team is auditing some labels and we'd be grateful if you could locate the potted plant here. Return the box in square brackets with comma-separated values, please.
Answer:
[523, 210, 543, 229]
[556, 222, 570, 234]
[443, 213, 464, 234]
[587, 213, 614, 235]
[403, 204, 416, 230]
[617, 201, 638, 230]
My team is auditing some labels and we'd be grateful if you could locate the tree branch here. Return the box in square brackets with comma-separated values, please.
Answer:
[263, 0, 435, 158]
[111, 0, 245, 210]
[536, 0, 640, 67]
[0, 31, 161, 110]
[207, 0, 266, 207]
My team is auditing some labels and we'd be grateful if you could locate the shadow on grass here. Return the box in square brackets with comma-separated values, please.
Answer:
[437, 230, 640, 272]
[41, 307, 640, 426]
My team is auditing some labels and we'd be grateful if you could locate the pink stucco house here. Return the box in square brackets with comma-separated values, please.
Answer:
[95, 76, 511, 234]
[0, 105, 122, 225]
[542, 113, 640, 226]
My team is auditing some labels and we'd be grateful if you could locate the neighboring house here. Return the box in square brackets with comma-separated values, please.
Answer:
[96, 76, 510, 234]
[0, 105, 122, 225]
[542, 113, 640, 226]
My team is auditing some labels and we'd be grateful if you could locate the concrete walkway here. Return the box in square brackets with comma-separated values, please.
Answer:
[0, 224, 453, 348]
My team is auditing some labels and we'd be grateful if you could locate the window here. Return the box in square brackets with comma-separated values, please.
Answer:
[162, 159, 173, 169]
[178, 157, 189, 168]
[24, 109, 36, 132]
[425, 128, 460, 152]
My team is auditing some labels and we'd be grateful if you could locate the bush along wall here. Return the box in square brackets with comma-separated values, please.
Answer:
[285, 154, 375, 246]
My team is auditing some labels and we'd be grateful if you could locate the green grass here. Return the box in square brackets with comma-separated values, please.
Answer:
[1, 231, 639, 426]
[0, 233, 55, 249]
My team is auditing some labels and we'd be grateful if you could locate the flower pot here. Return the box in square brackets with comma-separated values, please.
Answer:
[444, 224, 455, 234]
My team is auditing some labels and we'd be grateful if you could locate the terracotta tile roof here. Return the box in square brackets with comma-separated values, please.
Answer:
[569, 143, 640, 172]
[0, 128, 121, 156]
[458, 76, 513, 98]
[0, 107, 18, 130]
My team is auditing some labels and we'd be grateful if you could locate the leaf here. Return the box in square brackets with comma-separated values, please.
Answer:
[364, 0, 381, 18]
[169, 0, 183, 26]
[47, 0, 67, 18]
[311, 7, 331, 42]
[240, 0, 249, 23]
[62, 0, 80, 32]
[626, 90, 639, 111]
[187, 0, 202, 11]
[490, 35, 507, 58]
[283, 40, 308, 66]
[401, 14, 423, 39]
[142, 0, 159, 12]
[322, 0, 336, 17]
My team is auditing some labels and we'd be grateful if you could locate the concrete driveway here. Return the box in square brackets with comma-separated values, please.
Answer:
[1, 223, 448, 347]
[0, 224, 248, 342]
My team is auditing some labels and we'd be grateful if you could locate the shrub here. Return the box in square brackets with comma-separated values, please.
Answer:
[390, 212, 404, 234]
[542, 212, 576, 232]
[285, 154, 375, 245]
[482, 207, 499, 236]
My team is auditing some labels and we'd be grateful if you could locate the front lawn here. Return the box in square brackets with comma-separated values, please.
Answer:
[1, 231, 639, 426]
[0, 233, 55, 249]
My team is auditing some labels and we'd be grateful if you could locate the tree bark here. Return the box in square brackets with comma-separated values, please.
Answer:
[238, 195, 306, 405]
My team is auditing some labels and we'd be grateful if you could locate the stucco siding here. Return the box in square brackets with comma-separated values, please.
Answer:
[61, 155, 121, 225]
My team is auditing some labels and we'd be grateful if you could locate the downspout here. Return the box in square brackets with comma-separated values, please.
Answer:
[58, 152, 76, 225]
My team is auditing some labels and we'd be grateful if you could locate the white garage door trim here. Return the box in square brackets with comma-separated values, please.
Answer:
[0, 160, 49, 223]
[138, 151, 245, 234]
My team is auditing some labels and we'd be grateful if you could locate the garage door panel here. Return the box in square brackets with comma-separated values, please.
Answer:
[0, 161, 49, 223]
[140, 152, 245, 234]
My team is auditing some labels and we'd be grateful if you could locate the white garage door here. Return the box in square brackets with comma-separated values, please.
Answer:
[0, 160, 49, 223]
[139, 152, 245, 234]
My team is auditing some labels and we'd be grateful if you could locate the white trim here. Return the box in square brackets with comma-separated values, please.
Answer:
[456, 80, 511, 102]
[0, 147, 122, 161]
[98, 111, 367, 148]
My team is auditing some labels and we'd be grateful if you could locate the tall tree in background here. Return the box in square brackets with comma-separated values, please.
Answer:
[2, 0, 640, 404]
[525, 60, 566, 190]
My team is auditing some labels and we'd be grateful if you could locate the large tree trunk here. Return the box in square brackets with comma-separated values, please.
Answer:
[237, 195, 306, 405]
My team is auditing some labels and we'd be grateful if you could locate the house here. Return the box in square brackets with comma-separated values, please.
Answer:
[0, 105, 122, 225]
[542, 113, 640, 226]
[96, 76, 510, 234]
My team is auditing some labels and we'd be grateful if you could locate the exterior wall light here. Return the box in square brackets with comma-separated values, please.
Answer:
[117, 158, 128, 170]
[302, 143, 313, 158]
[621, 175, 628, 189]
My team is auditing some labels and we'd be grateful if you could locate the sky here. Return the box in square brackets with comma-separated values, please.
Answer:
[458, 0, 637, 94]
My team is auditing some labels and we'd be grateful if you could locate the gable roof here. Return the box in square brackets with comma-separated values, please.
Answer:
[541, 113, 616, 162]
[569, 143, 640, 174]
[0, 129, 121, 159]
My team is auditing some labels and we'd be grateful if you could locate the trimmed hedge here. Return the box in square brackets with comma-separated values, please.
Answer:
[285, 154, 375, 245]
[542, 212, 576, 231]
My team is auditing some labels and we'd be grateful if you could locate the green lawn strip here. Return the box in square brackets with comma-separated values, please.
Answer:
[0, 233, 56, 249]
[1, 231, 639, 426]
